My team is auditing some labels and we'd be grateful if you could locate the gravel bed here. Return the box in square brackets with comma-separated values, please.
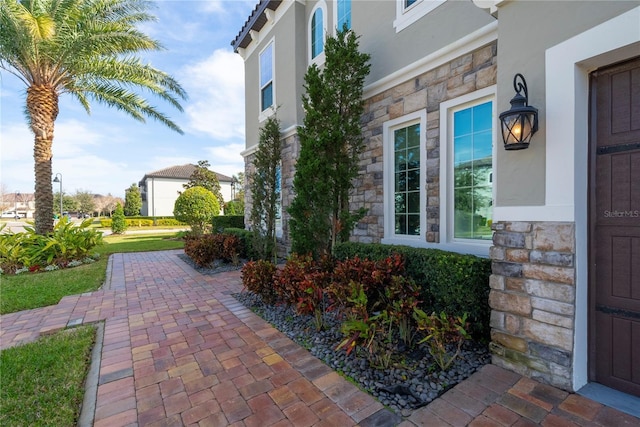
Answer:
[179, 253, 490, 417]
[234, 292, 489, 417]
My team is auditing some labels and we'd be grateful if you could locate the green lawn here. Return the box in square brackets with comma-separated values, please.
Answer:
[0, 325, 96, 427]
[0, 232, 184, 315]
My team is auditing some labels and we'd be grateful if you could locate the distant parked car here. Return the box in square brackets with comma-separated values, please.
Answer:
[1, 211, 21, 219]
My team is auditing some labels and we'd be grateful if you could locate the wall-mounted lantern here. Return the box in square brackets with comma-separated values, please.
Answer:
[499, 73, 538, 150]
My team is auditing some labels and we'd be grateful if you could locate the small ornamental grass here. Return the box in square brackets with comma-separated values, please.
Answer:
[0, 325, 96, 427]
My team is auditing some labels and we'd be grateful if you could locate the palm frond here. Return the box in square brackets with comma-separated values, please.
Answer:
[1, 0, 186, 132]
[80, 82, 184, 134]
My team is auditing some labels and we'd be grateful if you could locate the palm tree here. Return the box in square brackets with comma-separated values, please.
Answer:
[0, 0, 187, 234]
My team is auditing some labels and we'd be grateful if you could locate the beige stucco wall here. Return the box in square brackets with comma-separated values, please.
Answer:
[490, 0, 640, 392]
[353, 0, 494, 85]
[243, 2, 307, 152]
[494, 0, 638, 207]
[242, 0, 494, 152]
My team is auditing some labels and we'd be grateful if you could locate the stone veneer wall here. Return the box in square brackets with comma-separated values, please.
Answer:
[489, 221, 576, 390]
[244, 42, 497, 251]
[352, 41, 497, 244]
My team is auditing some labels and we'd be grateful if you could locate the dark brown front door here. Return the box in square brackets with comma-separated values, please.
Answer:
[590, 57, 640, 397]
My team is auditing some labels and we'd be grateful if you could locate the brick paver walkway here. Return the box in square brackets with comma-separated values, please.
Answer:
[1, 249, 638, 426]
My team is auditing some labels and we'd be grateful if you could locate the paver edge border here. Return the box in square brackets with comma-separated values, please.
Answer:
[78, 321, 104, 427]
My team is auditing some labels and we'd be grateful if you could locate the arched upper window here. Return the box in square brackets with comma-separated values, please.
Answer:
[311, 7, 324, 59]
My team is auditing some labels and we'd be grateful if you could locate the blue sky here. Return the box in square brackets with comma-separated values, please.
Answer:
[1, 0, 256, 198]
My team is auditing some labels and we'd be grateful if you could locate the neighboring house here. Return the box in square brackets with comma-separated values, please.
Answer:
[233, 0, 640, 402]
[2, 192, 36, 218]
[138, 164, 233, 216]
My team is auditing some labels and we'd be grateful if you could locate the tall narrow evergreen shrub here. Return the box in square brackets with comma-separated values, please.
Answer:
[288, 27, 371, 257]
[250, 116, 282, 261]
[111, 203, 127, 234]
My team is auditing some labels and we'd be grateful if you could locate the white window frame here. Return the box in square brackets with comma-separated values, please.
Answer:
[439, 85, 496, 256]
[393, 0, 445, 33]
[259, 38, 276, 122]
[308, 2, 327, 65]
[382, 110, 427, 245]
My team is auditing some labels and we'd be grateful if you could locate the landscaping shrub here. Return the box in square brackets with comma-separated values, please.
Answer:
[155, 218, 185, 226]
[0, 218, 103, 273]
[274, 253, 317, 306]
[99, 217, 184, 227]
[331, 255, 420, 365]
[184, 235, 218, 267]
[125, 218, 154, 227]
[174, 186, 220, 236]
[329, 254, 406, 316]
[221, 234, 242, 264]
[224, 200, 244, 216]
[223, 228, 255, 260]
[239, 250, 482, 370]
[272, 254, 333, 330]
[0, 230, 32, 273]
[111, 203, 127, 234]
[183, 233, 244, 267]
[414, 310, 471, 371]
[241, 260, 277, 304]
[211, 215, 244, 233]
[333, 242, 492, 340]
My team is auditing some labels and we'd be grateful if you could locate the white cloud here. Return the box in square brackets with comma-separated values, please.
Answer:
[180, 49, 245, 141]
[199, 0, 224, 14]
[205, 143, 244, 164]
[146, 155, 197, 171]
[204, 143, 245, 177]
[193, 0, 255, 17]
[1, 120, 146, 197]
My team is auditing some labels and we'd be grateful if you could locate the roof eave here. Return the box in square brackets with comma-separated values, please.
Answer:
[231, 0, 282, 53]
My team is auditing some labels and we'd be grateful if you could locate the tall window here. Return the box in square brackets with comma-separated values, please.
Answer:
[260, 43, 273, 112]
[383, 110, 426, 243]
[337, 0, 351, 30]
[452, 101, 493, 240]
[311, 8, 324, 59]
[394, 123, 421, 236]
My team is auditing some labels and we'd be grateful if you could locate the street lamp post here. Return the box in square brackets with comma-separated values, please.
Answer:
[14, 191, 20, 218]
[53, 173, 62, 218]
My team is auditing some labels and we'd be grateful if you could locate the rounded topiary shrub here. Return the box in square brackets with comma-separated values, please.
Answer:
[173, 186, 220, 236]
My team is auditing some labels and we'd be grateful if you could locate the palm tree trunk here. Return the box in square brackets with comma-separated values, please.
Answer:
[27, 85, 59, 235]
